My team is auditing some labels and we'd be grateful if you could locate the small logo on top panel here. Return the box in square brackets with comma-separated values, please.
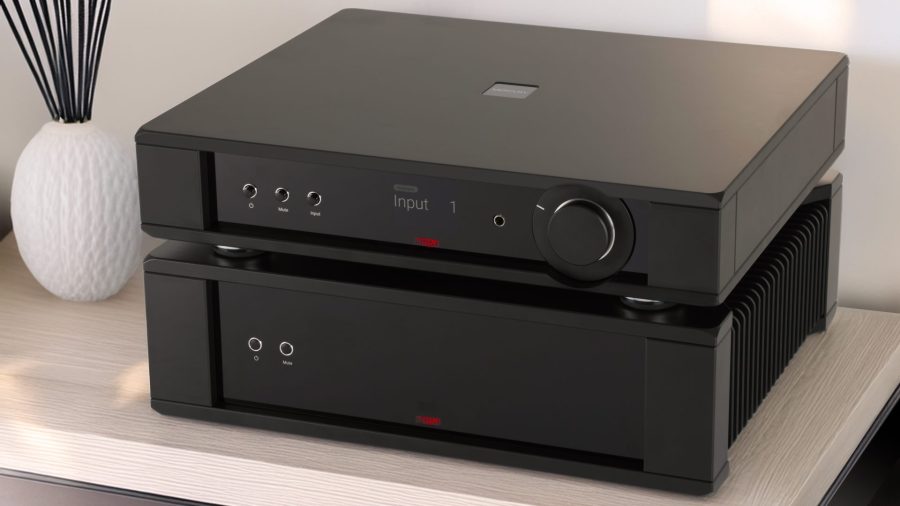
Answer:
[482, 82, 538, 99]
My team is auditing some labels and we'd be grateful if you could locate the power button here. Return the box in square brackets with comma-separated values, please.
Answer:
[248, 337, 263, 352]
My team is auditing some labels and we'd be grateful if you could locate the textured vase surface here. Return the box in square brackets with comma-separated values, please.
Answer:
[10, 121, 141, 301]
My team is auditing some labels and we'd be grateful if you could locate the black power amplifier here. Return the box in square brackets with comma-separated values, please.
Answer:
[143, 173, 841, 494]
[136, 9, 848, 306]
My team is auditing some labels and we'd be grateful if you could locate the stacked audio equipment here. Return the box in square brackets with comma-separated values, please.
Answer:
[137, 10, 847, 494]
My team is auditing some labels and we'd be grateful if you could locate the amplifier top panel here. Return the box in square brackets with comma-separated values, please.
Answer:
[137, 8, 846, 206]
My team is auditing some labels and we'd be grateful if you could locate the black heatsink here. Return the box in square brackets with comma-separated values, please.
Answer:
[726, 201, 830, 445]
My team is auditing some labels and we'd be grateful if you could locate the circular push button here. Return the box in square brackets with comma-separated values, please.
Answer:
[306, 191, 322, 206]
[242, 183, 257, 198]
[279, 341, 294, 357]
[248, 337, 263, 352]
[548, 200, 614, 266]
[275, 187, 290, 203]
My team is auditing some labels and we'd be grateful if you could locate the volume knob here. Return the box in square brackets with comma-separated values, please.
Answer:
[547, 199, 615, 266]
[533, 185, 634, 283]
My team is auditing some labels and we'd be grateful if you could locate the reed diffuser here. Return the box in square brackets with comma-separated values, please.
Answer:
[2, 0, 141, 301]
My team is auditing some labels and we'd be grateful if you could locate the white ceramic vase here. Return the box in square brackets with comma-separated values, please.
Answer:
[10, 121, 141, 301]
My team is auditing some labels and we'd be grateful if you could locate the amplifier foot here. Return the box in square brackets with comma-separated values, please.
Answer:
[213, 245, 263, 258]
[621, 297, 677, 311]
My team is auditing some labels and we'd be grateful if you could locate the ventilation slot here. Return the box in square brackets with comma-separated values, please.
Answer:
[726, 201, 830, 445]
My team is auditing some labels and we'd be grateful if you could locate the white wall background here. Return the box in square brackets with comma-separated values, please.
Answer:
[1, 1, 897, 311]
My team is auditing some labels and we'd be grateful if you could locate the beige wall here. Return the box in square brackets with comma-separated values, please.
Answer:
[1, 1, 897, 311]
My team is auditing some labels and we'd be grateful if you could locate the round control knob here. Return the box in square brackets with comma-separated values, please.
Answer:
[547, 200, 615, 266]
[533, 185, 635, 283]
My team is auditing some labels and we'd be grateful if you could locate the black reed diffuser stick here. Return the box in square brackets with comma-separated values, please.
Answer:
[1, 0, 111, 123]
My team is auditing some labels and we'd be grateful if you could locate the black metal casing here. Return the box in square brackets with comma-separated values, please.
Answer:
[143, 173, 842, 495]
[138, 8, 847, 494]
[136, 9, 848, 306]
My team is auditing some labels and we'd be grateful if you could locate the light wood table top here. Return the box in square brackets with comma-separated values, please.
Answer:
[1, 234, 899, 505]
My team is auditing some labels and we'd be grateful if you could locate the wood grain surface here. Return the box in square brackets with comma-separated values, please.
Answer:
[1, 234, 899, 505]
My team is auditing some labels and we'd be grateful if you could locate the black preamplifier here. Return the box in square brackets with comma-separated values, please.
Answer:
[143, 173, 842, 494]
[136, 9, 848, 306]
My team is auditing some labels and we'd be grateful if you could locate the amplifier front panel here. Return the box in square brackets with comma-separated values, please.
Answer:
[215, 153, 544, 260]
[218, 281, 645, 459]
